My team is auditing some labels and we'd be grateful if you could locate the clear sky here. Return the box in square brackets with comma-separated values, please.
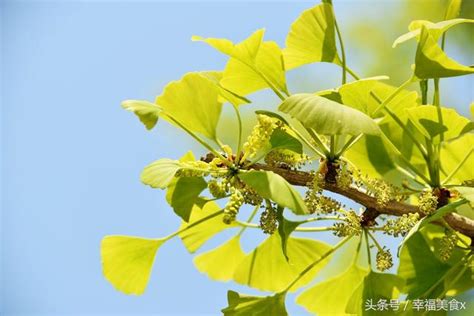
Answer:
[1, 0, 472, 315]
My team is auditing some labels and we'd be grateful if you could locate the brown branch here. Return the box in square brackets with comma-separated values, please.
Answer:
[249, 162, 474, 238]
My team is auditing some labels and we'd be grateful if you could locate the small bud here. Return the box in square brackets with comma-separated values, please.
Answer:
[333, 210, 362, 237]
[223, 189, 244, 225]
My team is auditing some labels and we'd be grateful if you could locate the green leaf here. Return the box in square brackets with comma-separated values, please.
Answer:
[233, 234, 332, 292]
[268, 129, 303, 154]
[238, 170, 307, 215]
[179, 201, 236, 253]
[193, 29, 264, 65]
[199, 71, 251, 106]
[222, 291, 288, 316]
[221, 41, 288, 96]
[156, 72, 223, 139]
[283, 3, 340, 69]
[101, 235, 165, 295]
[279, 94, 380, 136]
[414, 25, 474, 79]
[141, 158, 182, 189]
[441, 134, 474, 184]
[166, 177, 207, 222]
[296, 264, 369, 315]
[193, 236, 246, 282]
[454, 187, 474, 207]
[345, 272, 404, 315]
[406, 105, 473, 144]
[393, 18, 474, 47]
[165, 151, 207, 221]
[398, 228, 451, 299]
[276, 206, 304, 259]
[121, 100, 161, 130]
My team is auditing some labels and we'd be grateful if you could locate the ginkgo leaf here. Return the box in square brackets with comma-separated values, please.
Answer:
[398, 227, 451, 299]
[199, 71, 250, 106]
[165, 151, 207, 221]
[221, 41, 288, 96]
[296, 264, 369, 316]
[345, 272, 404, 315]
[238, 170, 307, 215]
[454, 187, 474, 207]
[283, 3, 340, 69]
[414, 25, 474, 79]
[166, 176, 207, 222]
[268, 129, 303, 154]
[121, 100, 161, 130]
[406, 105, 473, 144]
[141, 159, 182, 189]
[193, 236, 246, 281]
[192, 29, 264, 65]
[441, 134, 474, 184]
[156, 72, 223, 139]
[279, 94, 380, 136]
[393, 18, 474, 47]
[179, 201, 236, 253]
[222, 291, 288, 316]
[233, 234, 332, 292]
[101, 235, 165, 295]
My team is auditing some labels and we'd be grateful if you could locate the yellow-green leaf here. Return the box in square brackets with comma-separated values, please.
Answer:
[393, 18, 474, 47]
[233, 234, 332, 292]
[179, 201, 236, 253]
[296, 264, 369, 316]
[414, 25, 474, 79]
[441, 134, 474, 184]
[101, 235, 165, 295]
[221, 41, 288, 96]
[192, 29, 264, 64]
[222, 291, 288, 316]
[141, 158, 182, 189]
[406, 105, 473, 144]
[279, 94, 380, 136]
[193, 236, 246, 281]
[199, 71, 250, 106]
[283, 3, 340, 70]
[121, 100, 161, 130]
[156, 72, 223, 139]
[238, 170, 308, 215]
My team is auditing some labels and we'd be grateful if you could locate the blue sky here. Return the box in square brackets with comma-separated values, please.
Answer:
[1, 1, 472, 315]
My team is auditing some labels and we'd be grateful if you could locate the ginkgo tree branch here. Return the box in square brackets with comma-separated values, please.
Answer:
[204, 154, 474, 238]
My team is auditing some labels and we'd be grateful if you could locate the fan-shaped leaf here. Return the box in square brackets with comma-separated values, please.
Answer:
[441, 134, 474, 184]
[238, 170, 307, 215]
[414, 25, 474, 79]
[222, 291, 288, 316]
[221, 41, 288, 96]
[393, 18, 473, 47]
[296, 264, 369, 315]
[268, 129, 303, 154]
[179, 201, 236, 253]
[199, 71, 250, 106]
[121, 100, 161, 130]
[283, 3, 340, 69]
[345, 272, 404, 315]
[279, 94, 380, 136]
[406, 105, 473, 144]
[141, 159, 182, 189]
[192, 29, 264, 65]
[101, 236, 165, 295]
[156, 72, 223, 139]
[233, 234, 332, 292]
[193, 236, 246, 281]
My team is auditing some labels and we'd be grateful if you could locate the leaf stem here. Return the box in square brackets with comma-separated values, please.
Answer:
[282, 234, 354, 292]
[366, 230, 383, 252]
[164, 209, 225, 241]
[372, 76, 414, 117]
[336, 134, 363, 157]
[364, 230, 373, 269]
[306, 128, 331, 157]
[232, 104, 243, 161]
[237, 204, 260, 237]
[334, 15, 347, 84]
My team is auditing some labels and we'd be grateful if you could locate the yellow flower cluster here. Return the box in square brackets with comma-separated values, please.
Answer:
[264, 149, 308, 169]
[383, 213, 420, 237]
[439, 230, 458, 262]
[376, 248, 393, 271]
[240, 115, 280, 163]
[418, 190, 438, 215]
[223, 189, 244, 225]
[208, 179, 229, 198]
[259, 205, 278, 234]
[333, 210, 362, 237]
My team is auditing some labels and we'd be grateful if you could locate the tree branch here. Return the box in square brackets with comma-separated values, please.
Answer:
[248, 162, 474, 238]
